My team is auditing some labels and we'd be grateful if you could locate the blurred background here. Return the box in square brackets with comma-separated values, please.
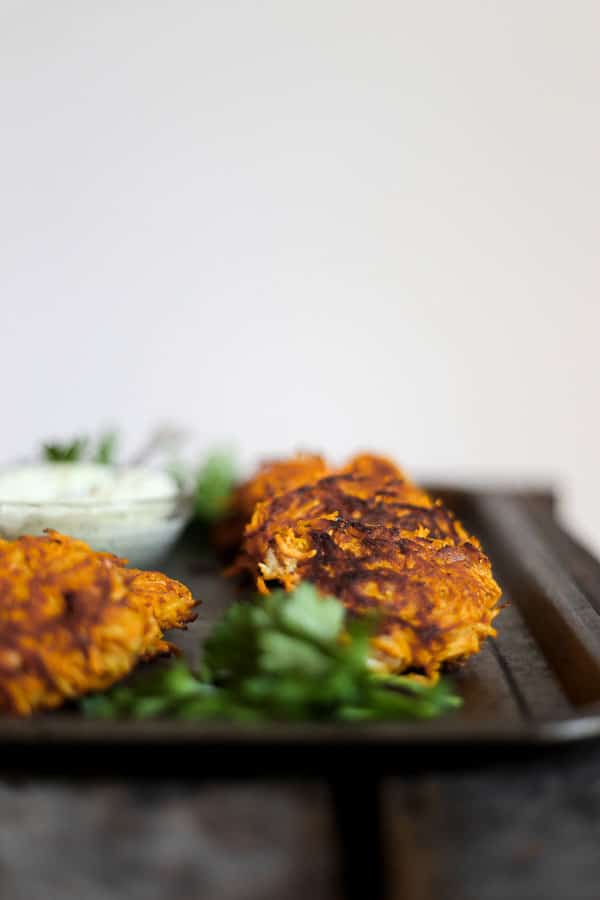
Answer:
[1, 1, 598, 549]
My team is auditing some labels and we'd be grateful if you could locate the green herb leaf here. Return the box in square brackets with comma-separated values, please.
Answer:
[273, 581, 345, 645]
[94, 431, 118, 465]
[194, 451, 237, 522]
[43, 437, 89, 462]
[258, 631, 331, 676]
[42, 432, 117, 465]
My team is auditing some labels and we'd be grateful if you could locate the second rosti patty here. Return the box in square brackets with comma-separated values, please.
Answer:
[232, 454, 502, 679]
[213, 453, 329, 558]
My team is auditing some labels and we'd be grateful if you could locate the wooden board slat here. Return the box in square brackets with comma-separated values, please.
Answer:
[491, 598, 572, 720]
[454, 641, 523, 721]
[467, 495, 600, 707]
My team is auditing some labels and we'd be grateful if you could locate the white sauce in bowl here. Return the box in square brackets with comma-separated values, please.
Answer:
[0, 463, 190, 568]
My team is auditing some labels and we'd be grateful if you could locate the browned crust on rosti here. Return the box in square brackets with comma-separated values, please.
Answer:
[212, 453, 329, 559]
[232, 454, 502, 679]
[0, 531, 197, 715]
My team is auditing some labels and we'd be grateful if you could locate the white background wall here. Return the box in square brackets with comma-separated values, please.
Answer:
[1, 2, 598, 549]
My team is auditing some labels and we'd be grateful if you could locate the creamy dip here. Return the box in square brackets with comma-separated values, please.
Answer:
[0, 463, 190, 568]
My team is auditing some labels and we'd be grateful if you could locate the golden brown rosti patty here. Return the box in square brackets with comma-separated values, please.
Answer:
[0, 531, 197, 715]
[213, 453, 329, 558]
[233, 454, 501, 679]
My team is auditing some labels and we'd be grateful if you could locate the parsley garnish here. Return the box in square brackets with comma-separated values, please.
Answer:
[193, 450, 237, 523]
[42, 431, 118, 465]
[82, 583, 461, 722]
[43, 437, 89, 463]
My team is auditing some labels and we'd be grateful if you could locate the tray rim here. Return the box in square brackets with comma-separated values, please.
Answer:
[1, 707, 600, 746]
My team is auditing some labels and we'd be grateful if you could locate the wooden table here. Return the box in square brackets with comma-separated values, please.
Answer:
[2, 746, 600, 900]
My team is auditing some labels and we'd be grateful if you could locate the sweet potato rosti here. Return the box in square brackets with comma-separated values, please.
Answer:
[213, 453, 329, 559]
[232, 454, 501, 679]
[0, 531, 196, 715]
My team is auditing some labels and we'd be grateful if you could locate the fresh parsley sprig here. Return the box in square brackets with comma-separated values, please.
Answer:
[82, 583, 461, 722]
[43, 437, 90, 463]
[42, 431, 118, 465]
[192, 450, 237, 523]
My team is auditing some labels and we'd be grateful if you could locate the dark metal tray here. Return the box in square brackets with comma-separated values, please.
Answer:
[2, 488, 600, 773]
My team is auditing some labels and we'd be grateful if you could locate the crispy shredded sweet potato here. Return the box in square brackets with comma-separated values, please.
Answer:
[213, 454, 329, 559]
[231, 454, 502, 679]
[0, 531, 197, 715]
